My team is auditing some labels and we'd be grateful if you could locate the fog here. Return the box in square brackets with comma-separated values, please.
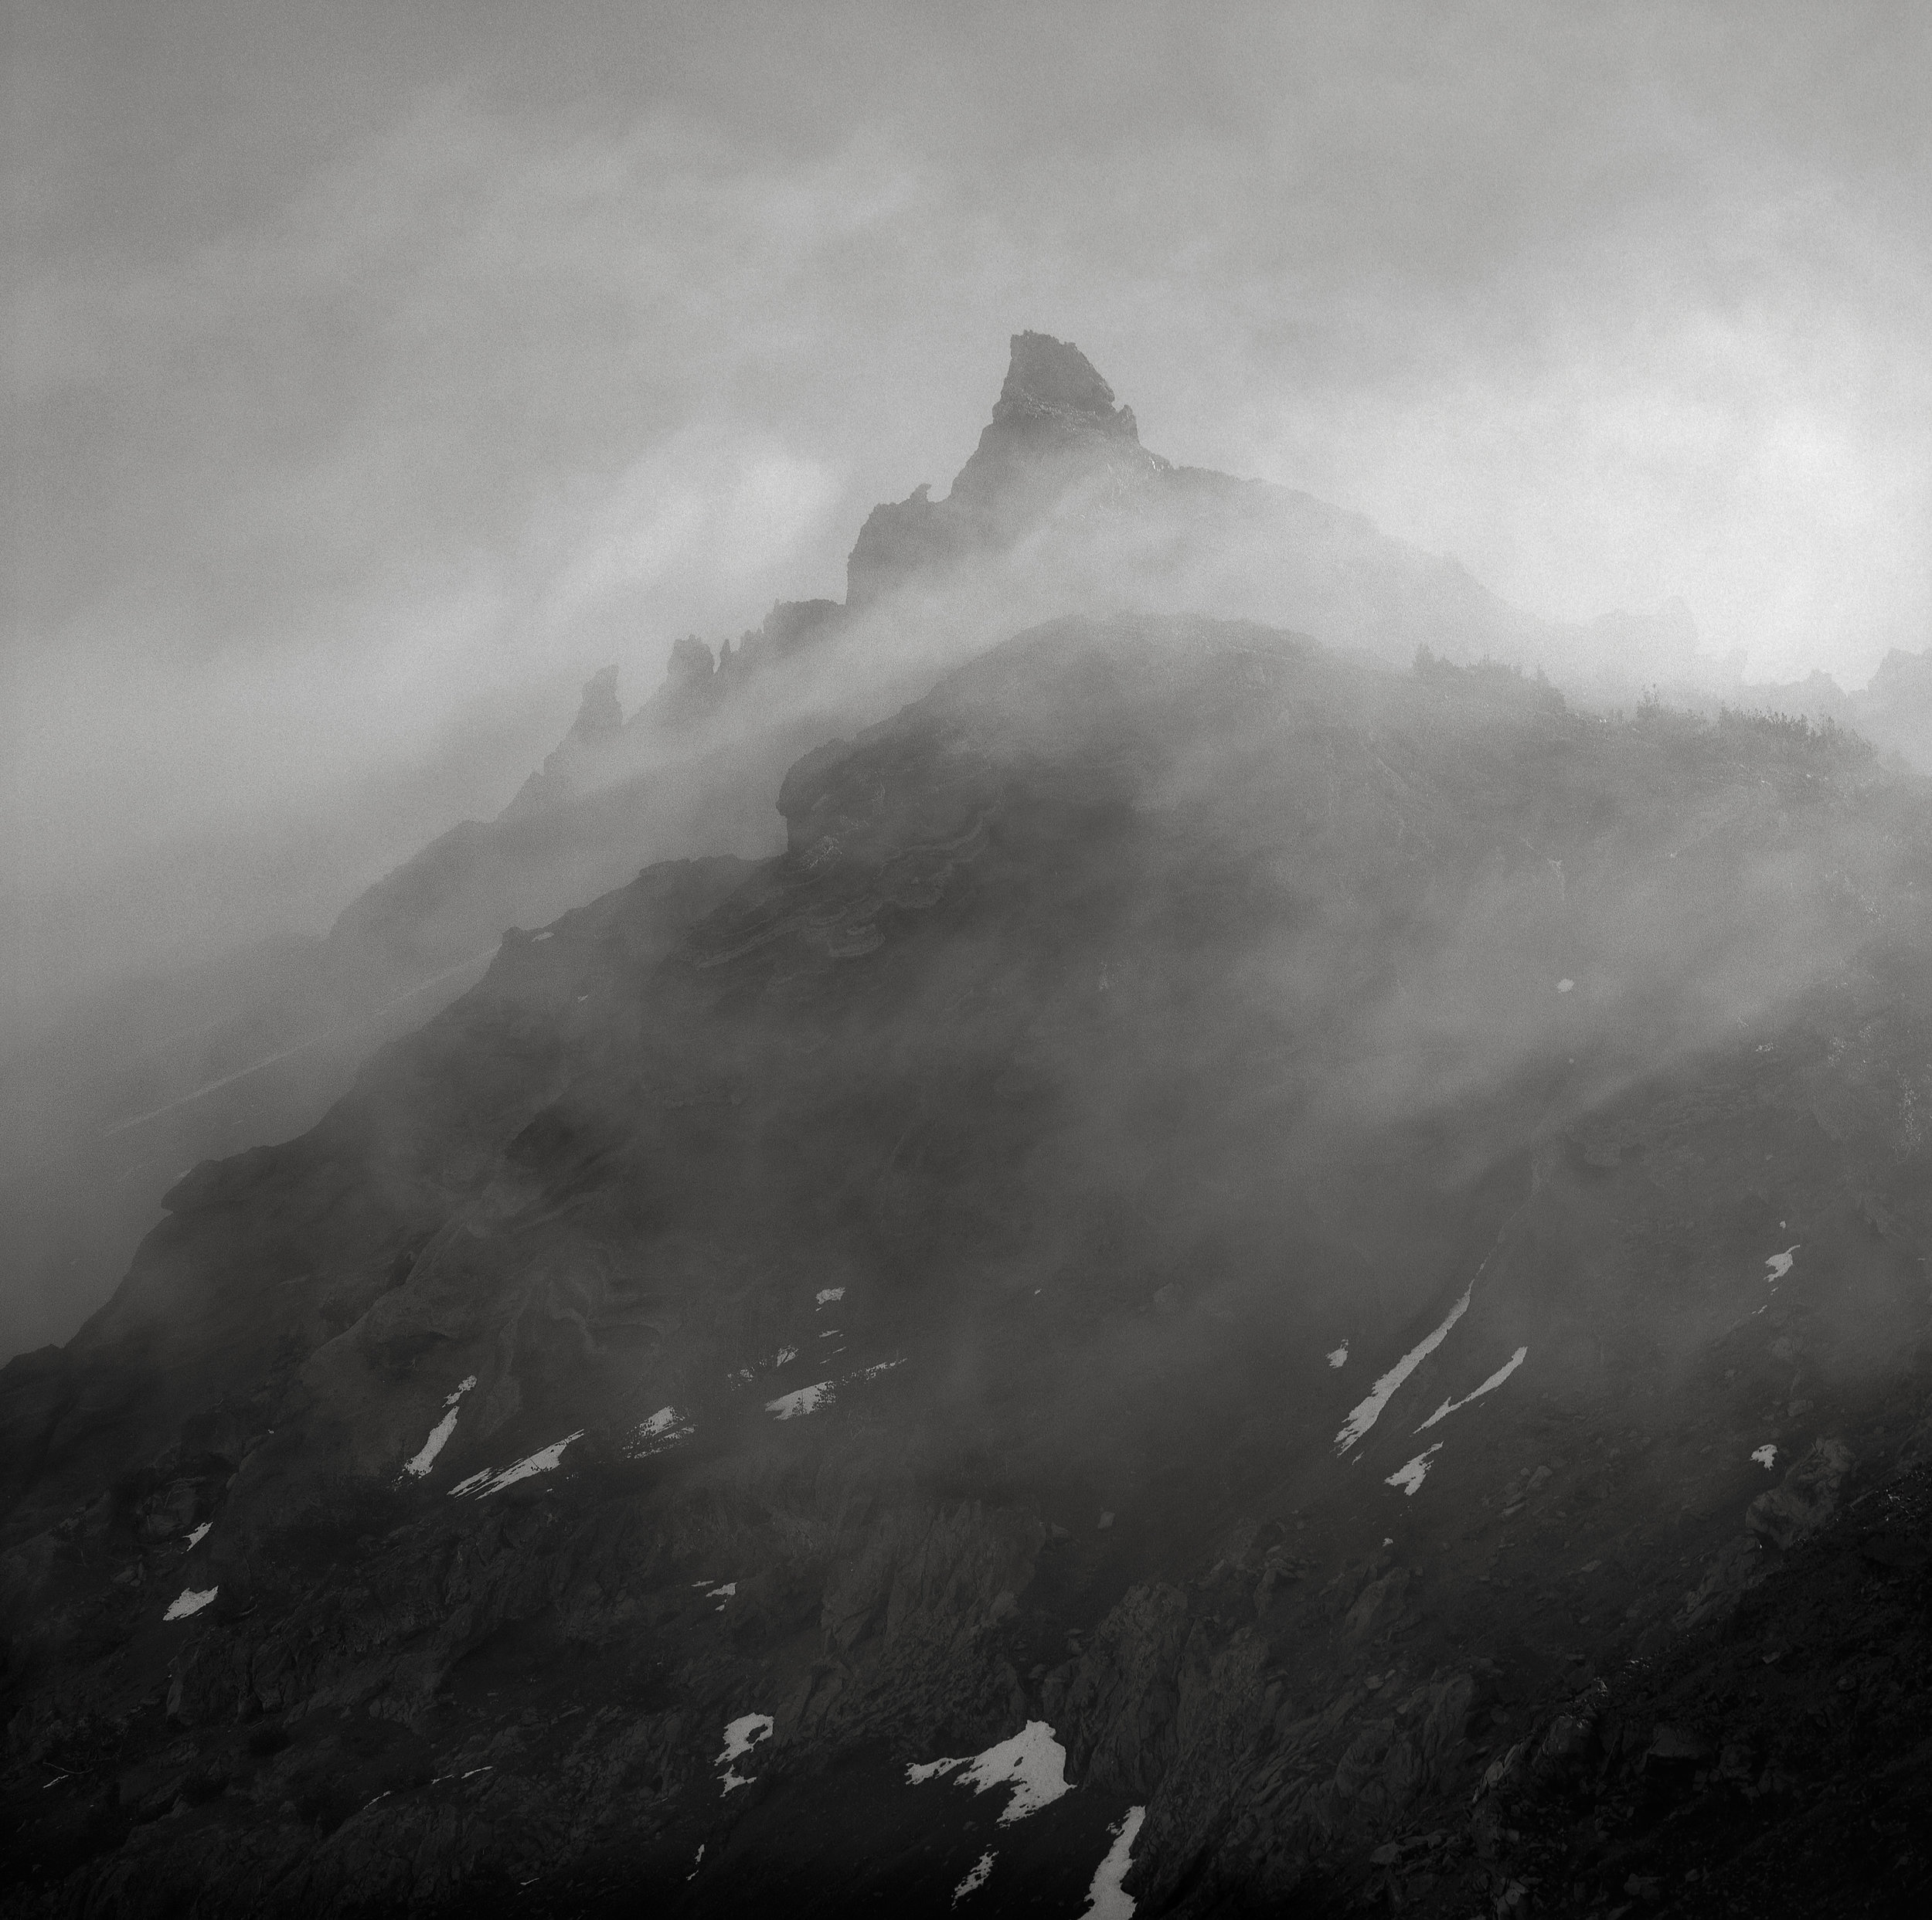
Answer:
[6, 0, 1929, 1043]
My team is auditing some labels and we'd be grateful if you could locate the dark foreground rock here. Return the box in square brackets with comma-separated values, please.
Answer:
[4, 616, 1930, 1915]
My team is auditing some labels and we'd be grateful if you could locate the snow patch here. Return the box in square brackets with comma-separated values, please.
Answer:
[954, 1851, 995, 1903]
[716, 1712, 772, 1763]
[1385, 1444, 1443, 1496]
[1082, 1806, 1147, 1918]
[1764, 1245, 1800, 1283]
[1556, 978, 1574, 994]
[716, 1712, 772, 1794]
[1415, 1347, 1529, 1431]
[625, 1405, 694, 1456]
[906, 1721, 1071, 1825]
[815, 1287, 845, 1307]
[1327, 1342, 1349, 1369]
[767, 1381, 833, 1419]
[403, 1404, 464, 1478]
[164, 1586, 217, 1622]
[1752, 1443, 1778, 1470]
[184, 1523, 210, 1549]
[707, 1582, 736, 1609]
[775, 1346, 798, 1365]
[453, 1430, 585, 1497]
[1335, 1283, 1475, 1454]
[403, 1375, 478, 1479]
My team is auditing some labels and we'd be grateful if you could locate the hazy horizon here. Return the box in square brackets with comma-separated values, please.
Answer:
[6, 0, 1929, 1040]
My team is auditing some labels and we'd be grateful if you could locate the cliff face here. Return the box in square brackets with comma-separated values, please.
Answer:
[6, 617, 1931, 1916]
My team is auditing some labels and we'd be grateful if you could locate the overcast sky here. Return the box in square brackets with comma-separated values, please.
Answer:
[5, 0, 1930, 1031]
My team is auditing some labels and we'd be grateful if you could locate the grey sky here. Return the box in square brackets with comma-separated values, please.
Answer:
[5, 0, 1930, 1031]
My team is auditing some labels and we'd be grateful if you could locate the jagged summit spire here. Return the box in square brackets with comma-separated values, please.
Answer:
[844, 328, 1162, 604]
[1000, 331, 1120, 416]
[994, 331, 1139, 441]
[571, 664, 623, 742]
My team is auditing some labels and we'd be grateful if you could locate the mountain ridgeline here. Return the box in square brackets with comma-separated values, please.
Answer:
[6, 334, 1923, 1368]
[5, 597, 1932, 1915]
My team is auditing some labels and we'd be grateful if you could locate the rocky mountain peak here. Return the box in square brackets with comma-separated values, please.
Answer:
[497, 666, 628, 821]
[846, 328, 1162, 603]
[665, 634, 716, 692]
[994, 330, 1139, 440]
[570, 664, 623, 742]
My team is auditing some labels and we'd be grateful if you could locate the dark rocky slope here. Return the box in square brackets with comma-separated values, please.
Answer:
[5, 617, 1930, 1917]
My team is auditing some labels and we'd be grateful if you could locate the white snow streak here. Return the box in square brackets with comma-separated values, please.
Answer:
[954, 1851, 995, 1903]
[767, 1381, 833, 1419]
[1416, 1347, 1529, 1431]
[184, 1522, 211, 1548]
[1385, 1444, 1443, 1496]
[1081, 1806, 1147, 1918]
[404, 1405, 464, 1478]
[403, 1375, 478, 1479]
[1335, 1285, 1474, 1453]
[452, 1430, 584, 1497]
[164, 1586, 218, 1621]
[1764, 1245, 1800, 1283]
[906, 1721, 1071, 1825]
[626, 1405, 693, 1457]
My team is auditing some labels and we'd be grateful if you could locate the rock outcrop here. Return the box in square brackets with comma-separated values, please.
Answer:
[845, 332, 1167, 606]
[500, 665, 627, 821]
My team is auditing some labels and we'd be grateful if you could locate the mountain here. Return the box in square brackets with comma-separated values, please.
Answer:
[0, 331, 1546, 1364]
[5, 613, 1930, 1915]
[15, 334, 1923, 1371]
